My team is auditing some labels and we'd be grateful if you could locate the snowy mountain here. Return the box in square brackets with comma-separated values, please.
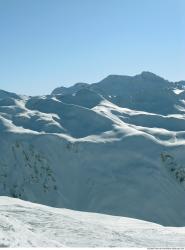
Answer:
[0, 72, 185, 227]
[53, 71, 185, 114]
[0, 197, 185, 247]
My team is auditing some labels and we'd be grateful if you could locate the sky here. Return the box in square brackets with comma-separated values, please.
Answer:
[0, 0, 184, 95]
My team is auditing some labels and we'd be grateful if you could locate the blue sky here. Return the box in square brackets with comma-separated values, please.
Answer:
[0, 0, 184, 95]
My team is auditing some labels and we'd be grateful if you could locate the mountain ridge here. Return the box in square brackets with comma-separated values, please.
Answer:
[51, 71, 181, 96]
[0, 71, 185, 226]
[51, 71, 185, 115]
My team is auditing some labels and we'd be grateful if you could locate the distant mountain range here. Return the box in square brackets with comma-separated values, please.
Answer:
[52, 71, 185, 115]
[0, 72, 185, 226]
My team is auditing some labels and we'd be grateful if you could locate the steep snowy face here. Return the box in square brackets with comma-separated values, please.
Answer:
[0, 72, 185, 227]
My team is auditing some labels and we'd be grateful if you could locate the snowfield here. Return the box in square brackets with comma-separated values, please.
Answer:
[0, 196, 185, 247]
[0, 72, 185, 230]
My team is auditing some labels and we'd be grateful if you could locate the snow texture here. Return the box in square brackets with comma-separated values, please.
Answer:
[0, 197, 185, 247]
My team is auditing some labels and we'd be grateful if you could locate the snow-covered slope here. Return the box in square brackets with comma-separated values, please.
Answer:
[0, 72, 185, 227]
[0, 196, 185, 247]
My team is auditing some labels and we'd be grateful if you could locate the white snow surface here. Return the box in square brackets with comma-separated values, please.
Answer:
[0, 72, 185, 228]
[173, 88, 185, 95]
[0, 196, 185, 248]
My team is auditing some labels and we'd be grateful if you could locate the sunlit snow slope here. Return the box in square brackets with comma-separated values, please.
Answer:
[0, 72, 185, 226]
[0, 197, 185, 247]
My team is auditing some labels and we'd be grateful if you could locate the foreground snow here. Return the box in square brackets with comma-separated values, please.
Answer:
[0, 197, 185, 248]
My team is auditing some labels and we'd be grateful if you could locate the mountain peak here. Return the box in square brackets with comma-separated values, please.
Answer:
[137, 71, 165, 81]
[73, 82, 89, 87]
